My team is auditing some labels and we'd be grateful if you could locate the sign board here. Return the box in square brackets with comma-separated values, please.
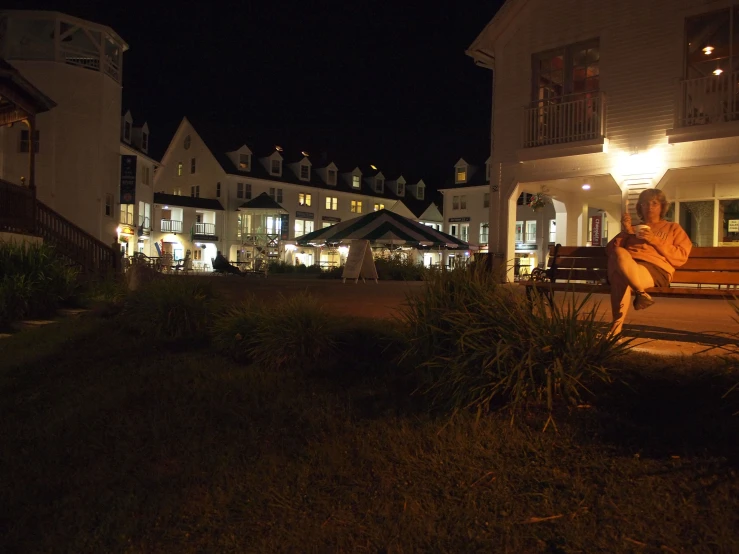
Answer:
[341, 239, 378, 284]
[120, 155, 137, 204]
[280, 213, 290, 240]
[449, 217, 471, 222]
[296, 211, 314, 219]
[729, 219, 739, 233]
[591, 216, 602, 246]
[515, 243, 538, 251]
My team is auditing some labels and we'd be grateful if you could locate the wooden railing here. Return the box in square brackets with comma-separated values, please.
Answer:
[36, 200, 119, 275]
[523, 91, 606, 148]
[0, 179, 35, 235]
[161, 219, 183, 233]
[194, 222, 216, 235]
[677, 72, 739, 127]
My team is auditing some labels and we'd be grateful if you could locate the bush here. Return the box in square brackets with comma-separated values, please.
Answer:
[248, 294, 336, 371]
[0, 241, 79, 329]
[375, 254, 427, 281]
[318, 266, 343, 279]
[121, 278, 217, 343]
[399, 267, 628, 422]
[268, 261, 296, 274]
[210, 297, 264, 362]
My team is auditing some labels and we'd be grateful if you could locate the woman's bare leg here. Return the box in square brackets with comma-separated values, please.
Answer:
[607, 247, 655, 336]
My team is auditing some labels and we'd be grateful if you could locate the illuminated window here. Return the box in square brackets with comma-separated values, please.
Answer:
[294, 219, 315, 237]
[177, 162, 183, 176]
[480, 223, 489, 244]
[325, 196, 338, 210]
[351, 200, 362, 213]
[374, 203, 385, 211]
[173, 187, 182, 196]
[239, 154, 250, 170]
[352, 175, 360, 189]
[299, 193, 312, 206]
[460, 224, 469, 242]
[526, 220, 537, 243]
[549, 220, 557, 243]
[456, 167, 467, 183]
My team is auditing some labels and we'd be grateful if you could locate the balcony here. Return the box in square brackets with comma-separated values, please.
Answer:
[668, 73, 739, 143]
[520, 92, 606, 159]
[160, 219, 183, 233]
[193, 222, 218, 241]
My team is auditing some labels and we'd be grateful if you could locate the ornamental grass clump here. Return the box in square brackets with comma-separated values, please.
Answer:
[399, 269, 627, 421]
[248, 294, 336, 371]
[210, 296, 264, 362]
[121, 278, 216, 343]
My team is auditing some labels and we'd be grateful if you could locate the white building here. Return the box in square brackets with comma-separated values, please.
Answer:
[153, 117, 441, 269]
[0, 10, 128, 244]
[467, 0, 739, 278]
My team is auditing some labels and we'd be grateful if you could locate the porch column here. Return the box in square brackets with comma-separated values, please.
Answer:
[25, 115, 37, 192]
[554, 193, 589, 246]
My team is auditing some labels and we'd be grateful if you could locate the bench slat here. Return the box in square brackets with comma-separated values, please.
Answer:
[672, 271, 739, 285]
[548, 258, 739, 271]
[522, 281, 739, 297]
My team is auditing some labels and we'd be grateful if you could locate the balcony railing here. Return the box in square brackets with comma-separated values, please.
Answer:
[194, 222, 216, 235]
[677, 72, 739, 127]
[523, 91, 606, 148]
[160, 219, 183, 233]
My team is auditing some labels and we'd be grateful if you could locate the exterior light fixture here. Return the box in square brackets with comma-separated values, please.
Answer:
[275, 145, 283, 152]
[582, 184, 591, 190]
[703, 46, 714, 55]
[301, 151, 309, 156]
[714, 68, 723, 75]
[163, 205, 169, 209]
[370, 164, 378, 170]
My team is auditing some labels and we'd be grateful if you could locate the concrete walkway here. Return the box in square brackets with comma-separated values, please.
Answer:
[200, 275, 739, 357]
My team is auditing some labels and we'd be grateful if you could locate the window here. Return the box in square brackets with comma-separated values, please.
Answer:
[173, 187, 182, 196]
[352, 175, 361, 189]
[142, 132, 148, 151]
[120, 203, 134, 224]
[216, 182, 221, 197]
[269, 187, 275, 200]
[323, 222, 335, 228]
[532, 39, 600, 103]
[515, 221, 524, 242]
[193, 249, 202, 261]
[237, 214, 242, 238]
[460, 224, 469, 243]
[124, 121, 131, 141]
[517, 193, 531, 206]
[141, 166, 150, 186]
[271, 159, 281, 175]
[239, 154, 250, 170]
[417, 187, 424, 200]
[549, 220, 557, 243]
[277, 188, 283, 203]
[325, 196, 338, 210]
[190, 158, 196, 174]
[456, 167, 467, 183]
[376, 178, 384, 191]
[177, 162, 183, 176]
[299, 193, 312, 206]
[685, 8, 739, 81]
[105, 193, 113, 217]
[245, 183, 252, 199]
[237, 182, 244, 199]
[294, 219, 315, 237]
[480, 223, 489, 244]
[351, 200, 362, 213]
[184, 135, 191, 149]
[397, 183, 404, 196]
[19, 129, 40, 153]
[484, 192, 490, 208]
[328, 170, 337, 185]
[374, 203, 385, 211]
[453, 196, 459, 210]
[449, 224, 458, 237]
[191, 185, 200, 198]
[460, 195, 467, 209]
[300, 164, 310, 180]
[526, 220, 537, 243]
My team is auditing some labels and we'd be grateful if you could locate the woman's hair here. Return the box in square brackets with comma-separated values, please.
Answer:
[636, 188, 670, 220]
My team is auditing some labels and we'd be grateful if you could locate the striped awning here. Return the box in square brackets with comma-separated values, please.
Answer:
[296, 209, 471, 249]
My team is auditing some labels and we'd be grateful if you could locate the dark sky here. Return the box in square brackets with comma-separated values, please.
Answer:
[12, 1, 502, 189]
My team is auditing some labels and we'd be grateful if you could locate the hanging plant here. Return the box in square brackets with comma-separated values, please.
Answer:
[528, 186, 551, 212]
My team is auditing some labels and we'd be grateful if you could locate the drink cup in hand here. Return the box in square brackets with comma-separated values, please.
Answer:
[633, 224, 650, 237]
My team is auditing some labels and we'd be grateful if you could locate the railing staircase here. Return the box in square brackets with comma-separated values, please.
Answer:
[0, 179, 119, 276]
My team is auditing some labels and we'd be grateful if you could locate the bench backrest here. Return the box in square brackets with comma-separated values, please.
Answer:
[546, 245, 739, 287]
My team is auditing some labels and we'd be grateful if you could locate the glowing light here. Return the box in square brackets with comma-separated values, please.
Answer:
[714, 68, 723, 76]
[370, 164, 378, 170]
[582, 184, 591, 190]
[284, 244, 297, 251]
[275, 145, 283, 152]
[613, 147, 666, 179]
[703, 46, 714, 55]
[301, 151, 309, 156]
[163, 205, 169, 209]
[338, 246, 349, 254]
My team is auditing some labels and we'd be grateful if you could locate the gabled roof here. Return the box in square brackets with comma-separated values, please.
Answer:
[153, 192, 224, 211]
[239, 192, 287, 212]
[0, 58, 56, 115]
[466, 0, 527, 65]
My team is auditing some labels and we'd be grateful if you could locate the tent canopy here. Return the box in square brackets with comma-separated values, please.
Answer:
[296, 209, 471, 250]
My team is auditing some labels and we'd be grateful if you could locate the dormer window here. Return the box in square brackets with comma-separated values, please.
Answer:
[239, 154, 251, 171]
[142, 132, 149, 152]
[352, 175, 360, 189]
[456, 167, 467, 183]
[417, 187, 424, 200]
[271, 159, 281, 175]
[300, 164, 310, 180]
[397, 183, 404, 196]
[375, 178, 383, 192]
[328, 169, 337, 185]
[124, 121, 131, 142]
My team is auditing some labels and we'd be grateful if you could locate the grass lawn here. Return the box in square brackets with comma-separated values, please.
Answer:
[1, 316, 738, 553]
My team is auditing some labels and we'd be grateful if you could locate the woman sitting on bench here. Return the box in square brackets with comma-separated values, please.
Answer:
[606, 189, 692, 337]
[212, 251, 244, 276]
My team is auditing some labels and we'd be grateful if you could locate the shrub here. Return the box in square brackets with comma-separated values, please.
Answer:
[318, 266, 343, 279]
[268, 261, 295, 274]
[121, 278, 217, 343]
[248, 294, 336, 370]
[399, 268, 627, 422]
[375, 254, 427, 281]
[210, 297, 264, 362]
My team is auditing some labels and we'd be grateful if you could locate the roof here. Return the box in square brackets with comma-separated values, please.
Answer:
[438, 161, 489, 191]
[239, 192, 287, 212]
[0, 58, 56, 115]
[153, 192, 224, 211]
[466, 0, 526, 64]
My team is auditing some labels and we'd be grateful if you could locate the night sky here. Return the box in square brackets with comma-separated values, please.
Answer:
[11, 1, 503, 191]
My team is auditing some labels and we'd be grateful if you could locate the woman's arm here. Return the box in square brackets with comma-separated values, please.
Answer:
[644, 224, 692, 267]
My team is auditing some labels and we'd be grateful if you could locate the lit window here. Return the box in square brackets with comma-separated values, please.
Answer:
[190, 158, 196, 174]
[351, 200, 363, 213]
[300, 165, 310, 180]
[549, 220, 557, 244]
[526, 220, 537, 243]
[352, 175, 360, 188]
[452, 196, 459, 210]
[456, 167, 467, 183]
[237, 183, 244, 199]
[239, 154, 250, 170]
[177, 162, 183, 176]
[173, 187, 182, 196]
[299, 193, 312, 206]
[374, 203, 385, 211]
[294, 219, 315, 237]
[328, 170, 337, 185]
[271, 159, 281, 175]
[460, 224, 469, 242]
[325, 196, 338, 210]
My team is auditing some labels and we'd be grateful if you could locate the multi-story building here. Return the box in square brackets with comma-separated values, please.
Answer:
[0, 10, 128, 244]
[467, 0, 739, 278]
[440, 157, 556, 273]
[153, 117, 442, 269]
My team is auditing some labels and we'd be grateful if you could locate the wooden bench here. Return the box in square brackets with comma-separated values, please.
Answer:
[521, 245, 739, 304]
